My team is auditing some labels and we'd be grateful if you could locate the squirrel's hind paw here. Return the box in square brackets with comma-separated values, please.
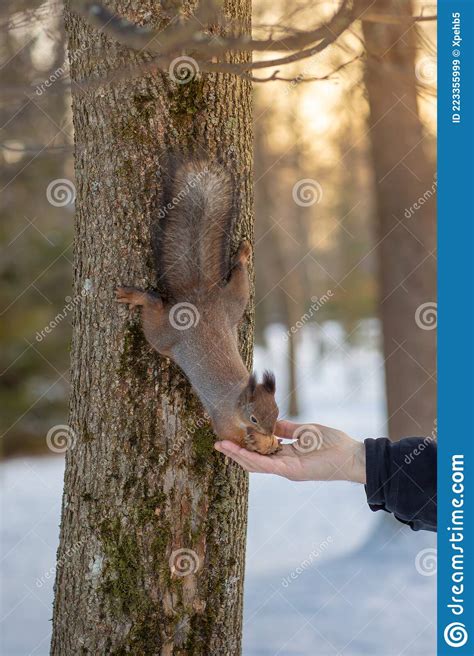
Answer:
[245, 433, 281, 455]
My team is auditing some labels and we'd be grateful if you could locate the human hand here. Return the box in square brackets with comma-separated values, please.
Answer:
[214, 419, 366, 483]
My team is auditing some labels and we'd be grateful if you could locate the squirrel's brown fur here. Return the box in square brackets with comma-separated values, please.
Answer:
[116, 161, 280, 455]
[160, 161, 233, 298]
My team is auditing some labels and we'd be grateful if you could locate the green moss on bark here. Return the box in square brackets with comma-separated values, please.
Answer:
[192, 426, 216, 474]
[134, 492, 166, 524]
[100, 518, 143, 614]
[100, 517, 164, 654]
[118, 321, 150, 382]
[170, 78, 206, 118]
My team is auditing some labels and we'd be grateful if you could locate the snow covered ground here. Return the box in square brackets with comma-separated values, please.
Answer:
[0, 322, 436, 655]
[244, 322, 436, 655]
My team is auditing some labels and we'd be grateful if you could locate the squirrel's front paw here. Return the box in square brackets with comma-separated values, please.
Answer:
[245, 433, 281, 455]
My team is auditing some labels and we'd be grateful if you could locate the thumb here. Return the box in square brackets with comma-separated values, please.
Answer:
[275, 420, 301, 439]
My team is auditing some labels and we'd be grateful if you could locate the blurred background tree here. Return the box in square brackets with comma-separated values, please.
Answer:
[361, 0, 437, 439]
[252, 0, 436, 435]
[1, 1, 73, 456]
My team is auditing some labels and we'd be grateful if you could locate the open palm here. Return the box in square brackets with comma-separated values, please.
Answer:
[214, 419, 366, 483]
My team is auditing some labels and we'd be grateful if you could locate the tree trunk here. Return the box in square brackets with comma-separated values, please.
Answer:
[361, 0, 437, 439]
[51, 2, 253, 654]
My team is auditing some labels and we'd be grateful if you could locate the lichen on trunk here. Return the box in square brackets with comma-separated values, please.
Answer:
[51, 1, 253, 654]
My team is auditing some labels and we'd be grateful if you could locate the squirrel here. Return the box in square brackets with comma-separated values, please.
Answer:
[116, 161, 280, 455]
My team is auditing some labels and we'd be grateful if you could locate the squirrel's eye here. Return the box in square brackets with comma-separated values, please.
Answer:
[250, 415, 258, 424]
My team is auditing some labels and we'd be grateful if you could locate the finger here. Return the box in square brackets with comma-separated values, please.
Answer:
[215, 440, 244, 455]
[278, 443, 301, 458]
[215, 441, 271, 470]
[216, 441, 283, 473]
[214, 443, 257, 472]
[216, 440, 297, 460]
[216, 442, 266, 469]
[275, 419, 302, 439]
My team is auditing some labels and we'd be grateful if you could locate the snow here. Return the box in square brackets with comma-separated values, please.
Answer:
[0, 321, 436, 655]
[245, 322, 436, 655]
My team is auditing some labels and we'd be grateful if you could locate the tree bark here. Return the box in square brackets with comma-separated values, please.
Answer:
[51, 1, 253, 654]
[361, 0, 437, 439]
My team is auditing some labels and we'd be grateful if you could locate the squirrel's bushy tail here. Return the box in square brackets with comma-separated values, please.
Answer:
[159, 161, 234, 299]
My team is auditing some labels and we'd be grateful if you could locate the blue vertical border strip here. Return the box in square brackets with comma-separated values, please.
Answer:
[438, 1, 474, 654]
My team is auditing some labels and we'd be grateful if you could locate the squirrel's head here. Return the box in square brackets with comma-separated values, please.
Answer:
[238, 371, 278, 436]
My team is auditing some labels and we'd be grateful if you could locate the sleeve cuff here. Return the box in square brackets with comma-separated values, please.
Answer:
[364, 437, 400, 511]
[363, 436, 437, 532]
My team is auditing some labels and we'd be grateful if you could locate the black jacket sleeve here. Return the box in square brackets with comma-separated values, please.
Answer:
[364, 437, 437, 532]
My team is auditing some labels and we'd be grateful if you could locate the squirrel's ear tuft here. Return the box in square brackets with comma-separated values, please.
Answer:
[262, 370, 276, 394]
[248, 373, 257, 396]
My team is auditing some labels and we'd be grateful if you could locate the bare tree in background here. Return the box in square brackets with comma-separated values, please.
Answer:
[0, 8, 72, 457]
[360, 0, 437, 439]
